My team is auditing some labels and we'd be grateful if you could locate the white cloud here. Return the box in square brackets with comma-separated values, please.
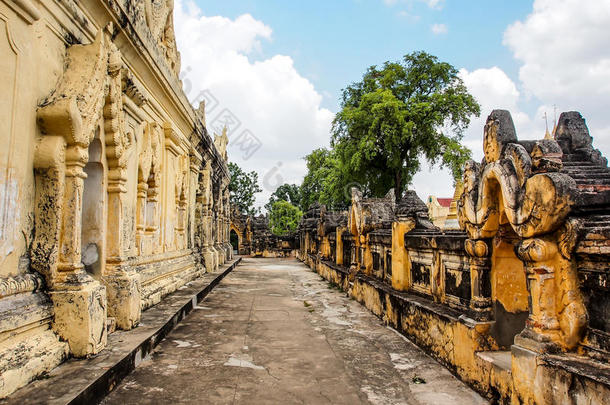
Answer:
[424, 0, 444, 9]
[416, 0, 610, 199]
[430, 23, 448, 35]
[174, 0, 334, 209]
[383, 0, 444, 10]
[396, 10, 421, 22]
[504, 0, 610, 155]
[411, 66, 530, 199]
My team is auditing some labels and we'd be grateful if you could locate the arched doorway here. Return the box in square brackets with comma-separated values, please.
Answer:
[230, 229, 239, 254]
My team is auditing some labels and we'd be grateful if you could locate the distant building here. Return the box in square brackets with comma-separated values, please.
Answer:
[426, 196, 452, 227]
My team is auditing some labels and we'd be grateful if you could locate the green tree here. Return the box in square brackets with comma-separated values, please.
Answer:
[269, 200, 303, 236]
[300, 148, 351, 211]
[332, 51, 480, 200]
[265, 183, 302, 213]
[228, 162, 262, 215]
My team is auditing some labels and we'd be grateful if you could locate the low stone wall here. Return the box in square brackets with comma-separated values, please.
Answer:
[300, 256, 610, 404]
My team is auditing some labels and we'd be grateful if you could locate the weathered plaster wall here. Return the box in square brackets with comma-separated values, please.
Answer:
[298, 110, 610, 404]
[0, 0, 232, 397]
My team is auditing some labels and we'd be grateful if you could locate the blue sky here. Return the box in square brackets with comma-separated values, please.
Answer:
[191, 0, 531, 111]
[175, 0, 610, 208]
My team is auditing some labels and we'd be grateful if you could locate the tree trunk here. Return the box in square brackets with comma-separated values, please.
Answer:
[394, 170, 402, 201]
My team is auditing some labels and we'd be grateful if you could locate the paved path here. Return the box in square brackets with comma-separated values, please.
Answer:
[103, 258, 487, 404]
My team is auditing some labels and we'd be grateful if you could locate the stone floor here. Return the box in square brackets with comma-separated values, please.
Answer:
[102, 257, 487, 404]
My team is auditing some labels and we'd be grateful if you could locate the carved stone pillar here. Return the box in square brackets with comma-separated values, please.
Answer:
[514, 234, 587, 352]
[465, 238, 493, 321]
[391, 220, 414, 291]
[201, 162, 218, 272]
[33, 139, 107, 357]
[58, 146, 87, 273]
[214, 184, 225, 265]
[516, 237, 561, 351]
[103, 47, 140, 331]
[136, 182, 148, 248]
[52, 145, 108, 356]
[146, 187, 160, 251]
[104, 175, 141, 331]
[223, 187, 232, 260]
[189, 152, 202, 250]
[32, 29, 118, 357]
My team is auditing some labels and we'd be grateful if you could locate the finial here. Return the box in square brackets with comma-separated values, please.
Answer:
[552, 104, 558, 139]
[197, 100, 206, 126]
[544, 111, 552, 140]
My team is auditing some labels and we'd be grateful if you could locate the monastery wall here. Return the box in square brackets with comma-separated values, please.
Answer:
[298, 110, 610, 404]
[0, 0, 232, 397]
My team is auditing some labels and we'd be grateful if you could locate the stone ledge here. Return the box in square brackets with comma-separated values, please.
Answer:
[319, 259, 465, 324]
[0, 257, 242, 405]
[541, 353, 610, 387]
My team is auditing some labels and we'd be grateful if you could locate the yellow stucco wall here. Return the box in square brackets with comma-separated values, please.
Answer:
[0, 0, 232, 397]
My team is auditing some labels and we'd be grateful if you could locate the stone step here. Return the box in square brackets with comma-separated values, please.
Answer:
[476, 351, 512, 373]
[562, 159, 606, 165]
[0, 258, 242, 405]
[563, 170, 610, 177]
[582, 222, 610, 229]
[572, 179, 610, 185]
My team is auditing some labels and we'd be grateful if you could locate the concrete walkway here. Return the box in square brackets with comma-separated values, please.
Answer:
[103, 258, 487, 405]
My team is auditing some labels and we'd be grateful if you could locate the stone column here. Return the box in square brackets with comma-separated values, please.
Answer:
[391, 220, 413, 291]
[189, 151, 202, 250]
[52, 145, 107, 356]
[104, 167, 141, 331]
[136, 182, 148, 250]
[214, 183, 225, 265]
[223, 187, 232, 260]
[465, 238, 493, 321]
[515, 237, 563, 351]
[201, 162, 218, 272]
[146, 185, 161, 253]
[336, 227, 344, 266]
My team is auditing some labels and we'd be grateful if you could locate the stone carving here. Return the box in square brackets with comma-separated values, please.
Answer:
[555, 111, 607, 167]
[297, 110, 610, 403]
[34, 26, 117, 284]
[1, 2, 233, 398]
[459, 110, 587, 351]
[196, 100, 206, 126]
[0, 273, 43, 298]
[136, 122, 163, 254]
[5, 0, 41, 24]
[143, 0, 180, 75]
[105, 46, 134, 183]
[513, 216, 588, 351]
[122, 69, 147, 107]
[459, 110, 577, 240]
[214, 127, 229, 161]
[31, 25, 146, 357]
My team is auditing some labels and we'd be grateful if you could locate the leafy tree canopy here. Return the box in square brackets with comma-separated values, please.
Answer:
[269, 200, 303, 236]
[331, 51, 480, 200]
[265, 183, 302, 213]
[228, 162, 262, 215]
[300, 148, 351, 211]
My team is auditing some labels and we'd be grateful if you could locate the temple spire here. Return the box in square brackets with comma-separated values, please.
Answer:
[544, 111, 553, 139]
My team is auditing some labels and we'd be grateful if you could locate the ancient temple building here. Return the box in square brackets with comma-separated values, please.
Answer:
[0, 0, 232, 397]
[298, 110, 610, 404]
[230, 209, 298, 257]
